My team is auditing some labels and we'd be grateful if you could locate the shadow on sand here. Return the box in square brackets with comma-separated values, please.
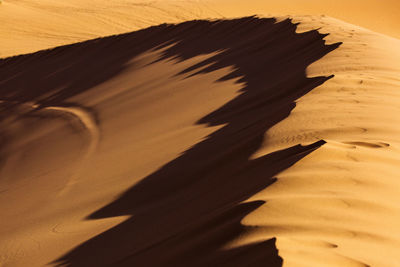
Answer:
[0, 16, 340, 267]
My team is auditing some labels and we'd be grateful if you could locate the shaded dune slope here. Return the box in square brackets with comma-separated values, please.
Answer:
[0, 17, 339, 266]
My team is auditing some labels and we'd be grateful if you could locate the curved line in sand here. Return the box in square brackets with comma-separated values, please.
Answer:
[45, 106, 100, 196]
[44, 106, 100, 156]
[0, 100, 100, 195]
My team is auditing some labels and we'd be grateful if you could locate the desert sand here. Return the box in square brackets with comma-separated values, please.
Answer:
[1, 1, 400, 267]
[1, 0, 400, 57]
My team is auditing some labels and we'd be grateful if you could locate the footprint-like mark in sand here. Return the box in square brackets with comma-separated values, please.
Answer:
[0, 100, 100, 195]
[343, 141, 390, 148]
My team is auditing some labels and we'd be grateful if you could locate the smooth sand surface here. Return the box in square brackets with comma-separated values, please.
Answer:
[1, 0, 399, 57]
[1, 2, 400, 267]
[0, 0, 220, 58]
[209, 0, 400, 39]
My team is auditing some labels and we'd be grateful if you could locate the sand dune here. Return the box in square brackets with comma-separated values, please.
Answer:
[0, 16, 339, 266]
[0, 0, 221, 58]
[1, 0, 399, 57]
[241, 16, 400, 266]
[209, 0, 400, 39]
[1, 4, 400, 267]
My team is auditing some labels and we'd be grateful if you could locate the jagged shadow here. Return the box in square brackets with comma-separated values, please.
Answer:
[0, 16, 340, 267]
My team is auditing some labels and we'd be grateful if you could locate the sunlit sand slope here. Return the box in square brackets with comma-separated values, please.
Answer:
[0, 0, 220, 58]
[0, 17, 339, 266]
[240, 16, 400, 267]
[1, 0, 399, 58]
[209, 0, 400, 39]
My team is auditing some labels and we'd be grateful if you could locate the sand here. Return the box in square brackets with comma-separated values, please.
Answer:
[1, 2, 400, 267]
[209, 0, 400, 39]
[1, 0, 399, 57]
[239, 16, 400, 266]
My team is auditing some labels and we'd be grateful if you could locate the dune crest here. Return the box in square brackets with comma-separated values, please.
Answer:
[239, 16, 400, 266]
[0, 17, 339, 266]
[1, 0, 399, 58]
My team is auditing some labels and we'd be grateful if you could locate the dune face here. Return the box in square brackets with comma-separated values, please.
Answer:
[238, 16, 400, 266]
[1, 0, 399, 58]
[2, 1, 400, 266]
[0, 17, 339, 266]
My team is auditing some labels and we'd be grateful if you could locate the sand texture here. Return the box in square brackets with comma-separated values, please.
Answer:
[1, 2, 400, 267]
[1, 0, 399, 57]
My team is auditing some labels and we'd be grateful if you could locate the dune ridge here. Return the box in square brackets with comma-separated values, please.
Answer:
[237, 15, 400, 266]
[0, 17, 340, 266]
[1, 0, 399, 58]
[1, 3, 400, 265]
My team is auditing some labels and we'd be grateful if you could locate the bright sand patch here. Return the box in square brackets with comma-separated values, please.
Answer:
[1, 0, 399, 57]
